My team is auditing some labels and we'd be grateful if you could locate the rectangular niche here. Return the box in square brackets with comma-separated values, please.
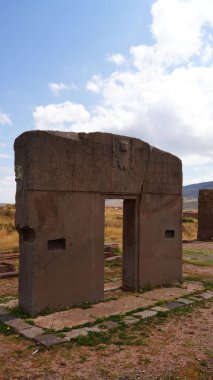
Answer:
[165, 230, 175, 238]
[48, 238, 66, 251]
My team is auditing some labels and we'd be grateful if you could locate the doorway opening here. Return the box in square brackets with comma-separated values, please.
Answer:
[104, 198, 138, 294]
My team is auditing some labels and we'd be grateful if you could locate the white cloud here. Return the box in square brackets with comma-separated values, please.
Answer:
[0, 112, 12, 125]
[48, 82, 69, 95]
[107, 53, 125, 66]
[86, 75, 103, 93]
[0, 143, 7, 148]
[33, 0, 213, 183]
[0, 175, 15, 203]
[33, 101, 90, 130]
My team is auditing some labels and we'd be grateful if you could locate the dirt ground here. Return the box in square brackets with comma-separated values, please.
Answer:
[0, 240, 212, 379]
[0, 301, 212, 380]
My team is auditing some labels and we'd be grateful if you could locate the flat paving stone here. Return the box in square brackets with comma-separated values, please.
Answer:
[64, 328, 88, 340]
[151, 306, 170, 312]
[85, 326, 103, 333]
[0, 307, 10, 316]
[35, 333, 67, 347]
[5, 318, 31, 332]
[133, 310, 157, 319]
[34, 283, 202, 330]
[176, 298, 194, 305]
[164, 301, 183, 310]
[21, 326, 44, 339]
[189, 296, 203, 301]
[0, 314, 16, 323]
[122, 316, 138, 325]
[99, 321, 119, 330]
[199, 292, 213, 300]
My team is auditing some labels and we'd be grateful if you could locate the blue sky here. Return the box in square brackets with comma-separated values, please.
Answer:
[1, 0, 213, 202]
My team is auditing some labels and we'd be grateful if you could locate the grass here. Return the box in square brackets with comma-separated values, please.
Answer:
[0, 205, 18, 252]
[104, 207, 123, 248]
[0, 204, 200, 253]
[183, 249, 213, 266]
[182, 218, 198, 240]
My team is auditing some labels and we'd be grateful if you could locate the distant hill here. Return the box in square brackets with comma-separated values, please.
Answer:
[183, 181, 213, 198]
[106, 181, 213, 210]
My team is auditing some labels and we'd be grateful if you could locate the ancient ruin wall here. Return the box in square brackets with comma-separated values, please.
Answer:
[198, 189, 213, 241]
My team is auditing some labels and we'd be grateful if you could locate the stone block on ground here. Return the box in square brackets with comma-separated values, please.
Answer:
[5, 318, 30, 332]
[164, 301, 183, 310]
[207, 290, 213, 295]
[64, 328, 88, 340]
[99, 321, 119, 330]
[189, 296, 203, 301]
[133, 310, 157, 319]
[35, 333, 67, 347]
[21, 326, 44, 339]
[0, 314, 16, 324]
[0, 307, 10, 316]
[65, 326, 103, 341]
[151, 306, 170, 313]
[85, 326, 103, 333]
[199, 292, 213, 300]
[176, 298, 194, 305]
[122, 316, 138, 325]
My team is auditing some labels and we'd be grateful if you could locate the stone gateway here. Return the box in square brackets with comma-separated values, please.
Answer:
[14, 131, 182, 315]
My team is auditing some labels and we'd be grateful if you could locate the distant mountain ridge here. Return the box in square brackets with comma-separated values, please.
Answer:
[183, 181, 213, 198]
[106, 181, 213, 210]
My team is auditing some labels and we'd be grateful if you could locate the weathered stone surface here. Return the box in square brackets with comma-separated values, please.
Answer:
[133, 310, 157, 319]
[64, 326, 103, 341]
[21, 326, 44, 339]
[5, 318, 31, 332]
[15, 131, 182, 315]
[0, 307, 10, 316]
[34, 284, 198, 330]
[198, 189, 213, 241]
[35, 333, 67, 347]
[164, 301, 183, 310]
[199, 292, 213, 300]
[122, 316, 138, 325]
[99, 321, 119, 330]
[189, 296, 203, 301]
[151, 306, 170, 312]
[64, 328, 88, 340]
[176, 298, 194, 305]
[85, 326, 103, 333]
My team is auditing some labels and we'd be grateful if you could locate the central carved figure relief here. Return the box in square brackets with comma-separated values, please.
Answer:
[15, 131, 182, 315]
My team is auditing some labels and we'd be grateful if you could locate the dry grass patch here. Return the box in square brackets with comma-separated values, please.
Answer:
[105, 207, 123, 248]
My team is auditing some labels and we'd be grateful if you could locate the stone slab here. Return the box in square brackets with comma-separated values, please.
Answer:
[176, 298, 194, 305]
[122, 316, 138, 325]
[85, 326, 103, 333]
[0, 307, 10, 316]
[207, 290, 213, 295]
[64, 326, 103, 341]
[21, 326, 44, 339]
[64, 328, 88, 340]
[164, 301, 183, 310]
[35, 334, 67, 347]
[5, 318, 30, 332]
[189, 296, 203, 301]
[99, 321, 119, 330]
[133, 310, 157, 319]
[33, 284, 199, 330]
[0, 314, 16, 323]
[151, 306, 170, 312]
[199, 292, 213, 300]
